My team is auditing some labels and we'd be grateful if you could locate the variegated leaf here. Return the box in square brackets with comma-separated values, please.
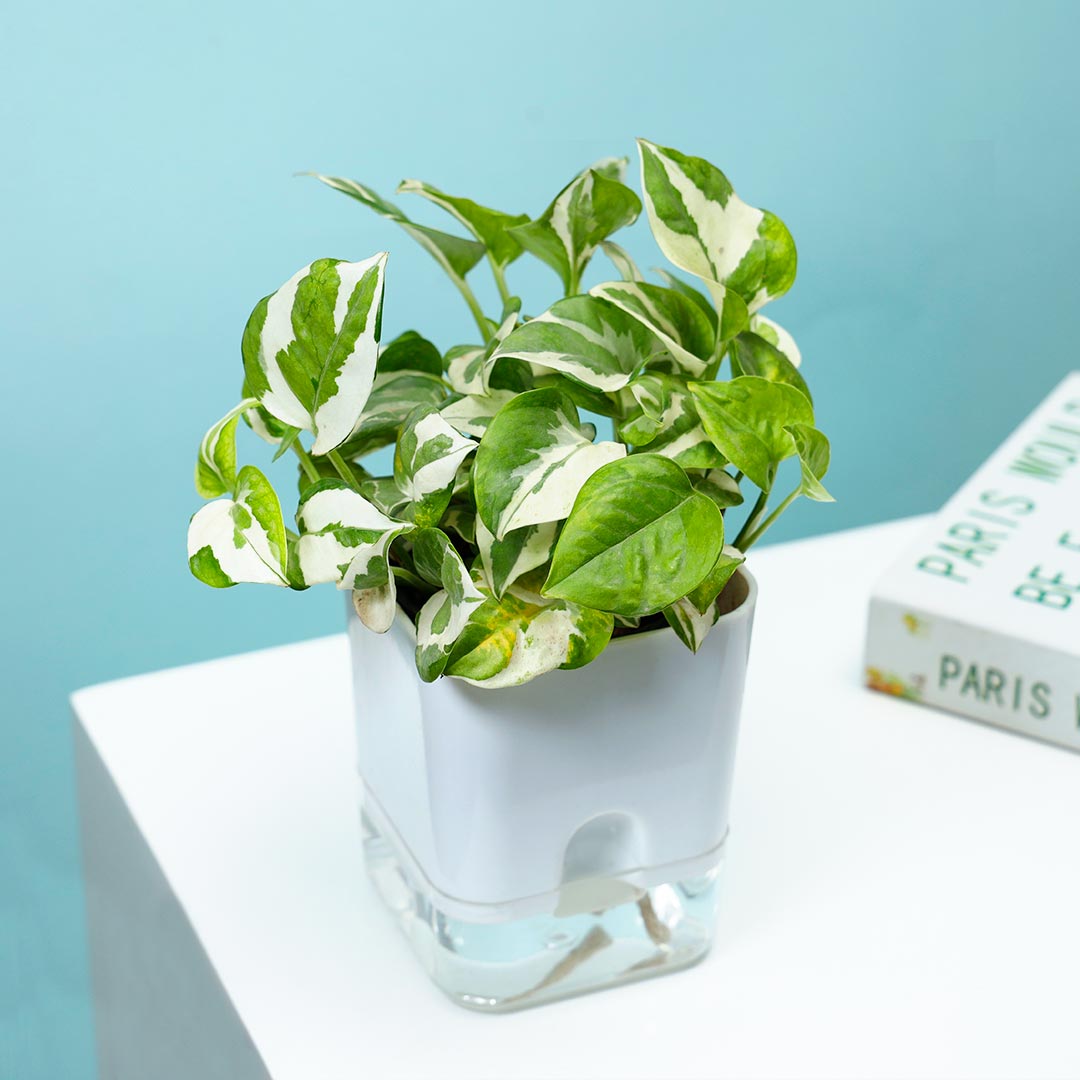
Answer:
[589, 281, 720, 378]
[692, 468, 744, 509]
[443, 574, 613, 688]
[440, 389, 516, 438]
[510, 157, 641, 294]
[729, 330, 810, 401]
[338, 370, 446, 459]
[750, 314, 801, 368]
[665, 548, 745, 651]
[637, 139, 796, 313]
[241, 254, 387, 455]
[195, 398, 256, 498]
[308, 174, 485, 291]
[618, 374, 724, 469]
[489, 294, 654, 392]
[397, 179, 529, 269]
[444, 344, 487, 395]
[412, 530, 486, 681]
[188, 466, 290, 588]
[442, 503, 477, 544]
[356, 475, 411, 519]
[294, 481, 412, 600]
[394, 406, 477, 527]
[601, 240, 644, 282]
[474, 388, 626, 540]
[476, 517, 559, 598]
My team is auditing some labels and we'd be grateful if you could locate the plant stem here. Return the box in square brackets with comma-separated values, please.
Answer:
[454, 277, 491, 340]
[567, 263, 581, 298]
[489, 258, 511, 306]
[741, 488, 800, 549]
[327, 449, 361, 491]
[292, 441, 320, 485]
[733, 489, 769, 550]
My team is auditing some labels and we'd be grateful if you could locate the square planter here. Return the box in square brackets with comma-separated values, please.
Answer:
[348, 569, 756, 1010]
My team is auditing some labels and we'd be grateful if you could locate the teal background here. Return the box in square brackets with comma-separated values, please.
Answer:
[3, 1, 1077, 1074]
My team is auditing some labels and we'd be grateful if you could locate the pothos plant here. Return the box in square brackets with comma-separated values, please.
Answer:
[187, 139, 832, 688]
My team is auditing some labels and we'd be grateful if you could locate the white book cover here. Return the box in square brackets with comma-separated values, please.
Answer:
[864, 372, 1080, 752]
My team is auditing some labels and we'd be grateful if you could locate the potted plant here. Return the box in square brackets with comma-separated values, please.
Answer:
[186, 139, 832, 1010]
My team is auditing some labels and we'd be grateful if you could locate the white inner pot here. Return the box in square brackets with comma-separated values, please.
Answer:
[348, 568, 757, 924]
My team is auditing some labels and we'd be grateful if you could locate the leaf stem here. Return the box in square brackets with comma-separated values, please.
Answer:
[567, 264, 581, 298]
[489, 258, 511, 306]
[741, 488, 800, 549]
[327, 449, 361, 491]
[733, 489, 769, 549]
[454, 277, 491, 340]
[292, 441, 320, 485]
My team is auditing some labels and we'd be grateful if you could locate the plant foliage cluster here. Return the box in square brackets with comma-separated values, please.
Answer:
[187, 140, 832, 687]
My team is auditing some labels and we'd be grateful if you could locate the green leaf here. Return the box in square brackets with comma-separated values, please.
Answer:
[690, 376, 814, 492]
[618, 374, 724, 469]
[307, 174, 485, 290]
[413, 532, 486, 681]
[489, 294, 655, 392]
[544, 454, 724, 617]
[476, 518, 559, 598]
[337, 370, 447, 459]
[442, 577, 613, 687]
[241, 254, 388, 455]
[377, 330, 442, 377]
[510, 158, 641, 294]
[589, 281, 721, 378]
[637, 138, 796, 312]
[195, 398, 256, 498]
[601, 240, 644, 282]
[665, 549, 745, 652]
[787, 423, 834, 502]
[396, 178, 530, 268]
[474, 387, 626, 540]
[294, 480, 412, 612]
[394, 405, 477, 528]
[685, 549, 745, 614]
[187, 465, 290, 588]
[729, 331, 811, 401]
[749, 313, 801, 368]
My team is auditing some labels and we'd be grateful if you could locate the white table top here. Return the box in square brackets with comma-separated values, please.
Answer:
[72, 518, 1080, 1080]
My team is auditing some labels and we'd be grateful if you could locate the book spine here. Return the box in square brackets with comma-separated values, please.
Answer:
[864, 596, 1080, 753]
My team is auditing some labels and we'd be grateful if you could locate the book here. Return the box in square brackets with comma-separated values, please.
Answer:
[864, 372, 1080, 752]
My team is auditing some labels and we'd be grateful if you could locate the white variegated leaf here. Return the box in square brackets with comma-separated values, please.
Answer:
[394, 407, 477, 527]
[637, 139, 796, 313]
[600, 240, 644, 282]
[476, 518, 558, 598]
[474, 388, 627, 540]
[445, 344, 486, 395]
[295, 481, 411, 593]
[750, 314, 802, 368]
[488, 294, 653, 391]
[352, 583, 397, 634]
[443, 575, 613, 688]
[187, 466, 290, 588]
[664, 596, 719, 653]
[589, 281, 716, 378]
[618, 374, 724, 468]
[195, 398, 256, 498]
[440, 389, 516, 438]
[240, 255, 388, 454]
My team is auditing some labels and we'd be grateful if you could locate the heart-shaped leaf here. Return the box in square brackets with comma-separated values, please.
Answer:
[510, 158, 641, 294]
[474, 388, 626, 540]
[544, 454, 724, 617]
[241, 254, 388, 455]
[377, 330, 443, 376]
[729, 330, 810, 401]
[394, 406, 477, 527]
[690, 376, 814, 491]
[638, 139, 796, 313]
[489, 294, 654, 392]
[188, 466, 290, 588]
